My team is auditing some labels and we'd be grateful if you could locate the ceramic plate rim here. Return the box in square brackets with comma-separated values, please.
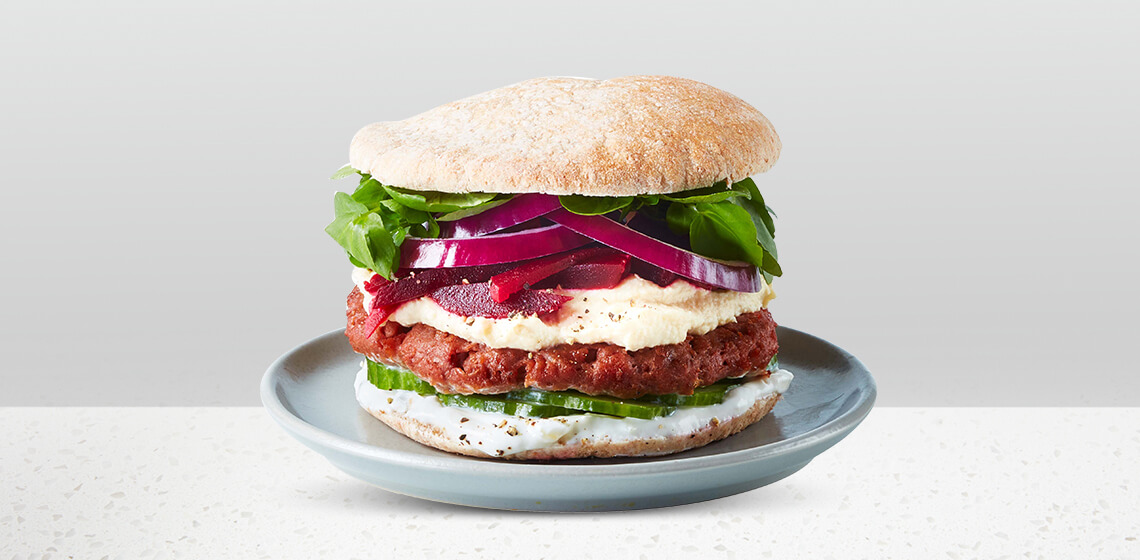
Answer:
[261, 326, 876, 478]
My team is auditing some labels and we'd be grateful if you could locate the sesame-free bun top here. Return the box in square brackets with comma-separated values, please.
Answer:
[348, 76, 781, 196]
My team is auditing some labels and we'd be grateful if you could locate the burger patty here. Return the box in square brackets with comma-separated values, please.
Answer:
[345, 288, 779, 399]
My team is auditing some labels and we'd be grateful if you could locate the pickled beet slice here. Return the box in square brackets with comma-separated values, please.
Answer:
[488, 246, 619, 303]
[430, 283, 571, 319]
[370, 264, 513, 310]
[363, 274, 391, 295]
[533, 252, 631, 290]
[629, 258, 678, 287]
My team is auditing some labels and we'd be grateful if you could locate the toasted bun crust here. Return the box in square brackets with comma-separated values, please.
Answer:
[348, 76, 781, 196]
[362, 392, 780, 461]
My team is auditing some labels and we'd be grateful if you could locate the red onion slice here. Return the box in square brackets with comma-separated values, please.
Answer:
[438, 194, 562, 238]
[399, 224, 592, 269]
[545, 209, 761, 292]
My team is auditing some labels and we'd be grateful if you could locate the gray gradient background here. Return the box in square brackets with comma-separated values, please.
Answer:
[1, 1, 1136, 405]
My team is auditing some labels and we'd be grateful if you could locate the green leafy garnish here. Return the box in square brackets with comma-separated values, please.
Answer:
[330, 163, 358, 180]
[557, 195, 635, 216]
[435, 198, 511, 221]
[325, 168, 505, 278]
[325, 166, 782, 283]
[660, 181, 748, 204]
[381, 185, 499, 213]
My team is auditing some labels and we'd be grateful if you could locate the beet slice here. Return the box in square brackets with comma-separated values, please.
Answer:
[488, 246, 623, 303]
[533, 251, 631, 290]
[370, 264, 513, 310]
[629, 258, 714, 290]
[629, 258, 678, 287]
[363, 274, 391, 295]
[430, 283, 571, 319]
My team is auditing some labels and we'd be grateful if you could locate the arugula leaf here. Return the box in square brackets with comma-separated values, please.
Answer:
[435, 198, 511, 221]
[380, 199, 431, 225]
[325, 200, 399, 278]
[730, 178, 780, 281]
[348, 213, 398, 278]
[690, 202, 766, 267]
[333, 191, 367, 216]
[330, 164, 358, 180]
[408, 213, 440, 238]
[733, 178, 776, 239]
[663, 190, 746, 204]
[665, 201, 698, 236]
[558, 195, 634, 216]
[663, 194, 781, 280]
[350, 178, 389, 209]
[382, 185, 498, 213]
[327, 172, 505, 277]
[660, 181, 747, 204]
[762, 252, 782, 278]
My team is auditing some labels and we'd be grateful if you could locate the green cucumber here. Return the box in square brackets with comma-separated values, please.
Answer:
[368, 361, 578, 417]
[364, 354, 781, 420]
[367, 360, 435, 395]
[437, 393, 578, 418]
[504, 389, 674, 420]
[637, 381, 743, 406]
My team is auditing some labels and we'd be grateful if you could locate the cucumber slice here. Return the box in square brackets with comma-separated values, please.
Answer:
[504, 389, 674, 420]
[637, 381, 742, 406]
[364, 355, 781, 420]
[366, 360, 435, 395]
[367, 361, 579, 418]
[437, 393, 578, 418]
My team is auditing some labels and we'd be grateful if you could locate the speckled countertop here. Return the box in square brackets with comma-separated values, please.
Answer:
[2, 408, 1137, 559]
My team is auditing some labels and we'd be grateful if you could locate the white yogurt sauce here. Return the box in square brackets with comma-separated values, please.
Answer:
[354, 362, 793, 458]
[351, 269, 775, 351]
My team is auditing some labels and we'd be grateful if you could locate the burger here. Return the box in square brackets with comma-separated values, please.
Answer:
[326, 76, 791, 460]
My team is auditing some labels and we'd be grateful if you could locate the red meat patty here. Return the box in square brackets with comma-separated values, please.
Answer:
[345, 288, 778, 399]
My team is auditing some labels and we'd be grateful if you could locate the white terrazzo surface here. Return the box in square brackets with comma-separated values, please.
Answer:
[2, 408, 1137, 559]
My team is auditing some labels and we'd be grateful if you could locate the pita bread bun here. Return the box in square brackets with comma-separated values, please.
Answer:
[349, 76, 780, 196]
[358, 387, 781, 461]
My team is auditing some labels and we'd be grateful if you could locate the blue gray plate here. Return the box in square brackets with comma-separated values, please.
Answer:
[261, 326, 876, 511]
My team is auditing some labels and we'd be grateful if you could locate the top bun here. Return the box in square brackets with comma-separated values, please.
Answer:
[348, 76, 780, 196]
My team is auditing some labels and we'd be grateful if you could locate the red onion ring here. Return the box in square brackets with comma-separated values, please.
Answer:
[399, 223, 592, 269]
[545, 209, 761, 292]
[438, 194, 562, 238]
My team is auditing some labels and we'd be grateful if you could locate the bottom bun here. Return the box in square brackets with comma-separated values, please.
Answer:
[354, 363, 791, 461]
